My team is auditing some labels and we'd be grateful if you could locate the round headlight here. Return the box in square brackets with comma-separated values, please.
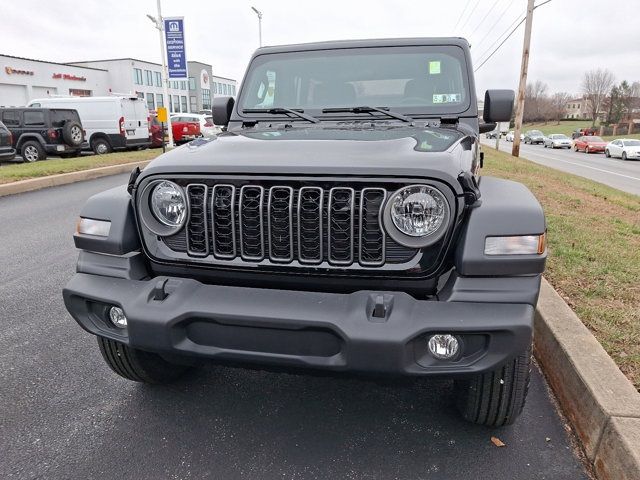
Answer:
[390, 185, 447, 237]
[150, 180, 187, 227]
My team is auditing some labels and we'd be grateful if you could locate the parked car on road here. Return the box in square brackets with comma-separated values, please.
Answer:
[65, 37, 546, 428]
[170, 116, 202, 144]
[28, 96, 151, 155]
[571, 127, 598, 139]
[574, 135, 607, 153]
[0, 120, 16, 162]
[543, 134, 572, 149]
[171, 113, 221, 137]
[485, 130, 499, 139]
[505, 130, 524, 142]
[0, 108, 84, 161]
[523, 130, 544, 144]
[605, 139, 640, 160]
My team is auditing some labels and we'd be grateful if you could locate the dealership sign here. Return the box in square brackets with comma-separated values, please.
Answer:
[164, 17, 187, 79]
[5, 66, 34, 76]
[52, 73, 86, 81]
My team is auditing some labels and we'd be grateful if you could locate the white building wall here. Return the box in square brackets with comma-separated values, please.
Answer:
[0, 55, 109, 107]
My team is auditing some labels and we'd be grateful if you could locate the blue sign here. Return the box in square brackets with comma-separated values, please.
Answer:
[164, 17, 187, 79]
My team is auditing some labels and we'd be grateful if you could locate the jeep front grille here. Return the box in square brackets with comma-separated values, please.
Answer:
[158, 180, 419, 269]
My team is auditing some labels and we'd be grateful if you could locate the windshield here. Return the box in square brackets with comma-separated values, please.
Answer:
[530, 130, 543, 135]
[238, 45, 470, 117]
[551, 134, 568, 139]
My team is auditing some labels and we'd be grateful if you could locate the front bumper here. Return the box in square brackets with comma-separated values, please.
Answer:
[63, 272, 535, 376]
[0, 147, 16, 161]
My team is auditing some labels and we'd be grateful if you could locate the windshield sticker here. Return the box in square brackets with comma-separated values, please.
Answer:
[429, 61, 441, 75]
[433, 93, 461, 104]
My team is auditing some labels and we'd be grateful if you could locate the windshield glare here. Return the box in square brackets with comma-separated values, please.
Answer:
[239, 46, 469, 116]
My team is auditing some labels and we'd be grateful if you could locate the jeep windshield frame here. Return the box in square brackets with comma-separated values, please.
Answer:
[235, 43, 473, 123]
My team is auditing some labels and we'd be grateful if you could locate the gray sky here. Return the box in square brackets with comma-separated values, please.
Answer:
[2, 0, 639, 98]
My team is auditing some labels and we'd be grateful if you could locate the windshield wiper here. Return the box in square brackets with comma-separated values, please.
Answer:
[322, 106, 413, 123]
[242, 107, 319, 123]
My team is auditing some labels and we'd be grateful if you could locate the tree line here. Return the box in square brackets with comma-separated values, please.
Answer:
[522, 69, 639, 127]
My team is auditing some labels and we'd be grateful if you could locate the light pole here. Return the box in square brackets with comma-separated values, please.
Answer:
[147, 0, 174, 148]
[251, 6, 263, 47]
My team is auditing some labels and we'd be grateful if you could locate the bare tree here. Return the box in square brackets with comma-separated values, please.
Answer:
[550, 92, 570, 124]
[581, 69, 615, 126]
[523, 80, 549, 123]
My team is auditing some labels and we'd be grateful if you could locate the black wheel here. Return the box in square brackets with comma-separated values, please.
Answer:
[622, 152, 627, 161]
[454, 347, 531, 427]
[585, 146, 590, 154]
[62, 121, 84, 146]
[97, 337, 189, 384]
[574, 145, 579, 152]
[21, 140, 46, 162]
[91, 138, 112, 155]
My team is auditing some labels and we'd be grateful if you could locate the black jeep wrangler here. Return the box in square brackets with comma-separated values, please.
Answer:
[64, 38, 546, 427]
[0, 107, 84, 162]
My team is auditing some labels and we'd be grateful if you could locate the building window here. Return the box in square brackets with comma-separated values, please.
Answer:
[212, 82, 217, 94]
[189, 77, 196, 90]
[145, 70, 153, 86]
[202, 89, 211, 110]
[180, 81, 186, 90]
[231, 85, 236, 95]
[147, 93, 155, 111]
[156, 93, 164, 108]
[172, 95, 180, 112]
[136, 92, 144, 99]
[190, 95, 197, 112]
[69, 89, 91, 96]
[181, 96, 188, 112]
[155, 72, 162, 87]
[133, 68, 143, 85]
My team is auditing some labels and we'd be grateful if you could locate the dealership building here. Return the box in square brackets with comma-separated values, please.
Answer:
[0, 54, 237, 113]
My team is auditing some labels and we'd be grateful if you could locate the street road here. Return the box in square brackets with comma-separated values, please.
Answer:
[480, 136, 640, 196]
[0, 175, 591, 479]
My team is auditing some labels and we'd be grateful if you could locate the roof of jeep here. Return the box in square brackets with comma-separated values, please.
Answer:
[254, 37, 471, 55]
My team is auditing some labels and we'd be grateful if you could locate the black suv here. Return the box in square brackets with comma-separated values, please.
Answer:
[0, 108, 84, 162]
[0, 121, 16, 162]
[64, 38, 546, 427]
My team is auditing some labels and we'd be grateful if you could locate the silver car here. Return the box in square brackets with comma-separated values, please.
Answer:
[543, 134, 572, 149]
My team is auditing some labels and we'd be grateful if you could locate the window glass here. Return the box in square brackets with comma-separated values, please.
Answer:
[202, 89, 211, 110]
[212, 82, 217, 94]
[180, 81, 186, 90]
[2, 111, 20, 126]
[190, 95, 197, 111]
[133, 68, 143, 85]
[156, 93, 164, 108]
[172, 95, 180, 112]
[145, 70, 153, 86]
[50, 109, 80, 127]
[625, 140, 640, 146]
[189, 77, 196, 90]
[181, 96, 188, 112]
[239, 45, 469, 114]
[23, 110, 45, 126]
[147, 92, 155, 111]
[155, 72, 162, 87]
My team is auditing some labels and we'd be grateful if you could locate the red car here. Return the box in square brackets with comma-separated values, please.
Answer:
[574, 136, 607, 154]
[148, 113, 202, 147]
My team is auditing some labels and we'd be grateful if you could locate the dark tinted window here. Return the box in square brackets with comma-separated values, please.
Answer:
[23, 111, 45, 126]
[2, 110, 20, 126]
[50, 109, 80, 127]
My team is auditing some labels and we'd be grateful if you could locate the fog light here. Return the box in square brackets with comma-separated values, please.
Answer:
[428, 334, 459, 360]
[109, 306, 127, 328]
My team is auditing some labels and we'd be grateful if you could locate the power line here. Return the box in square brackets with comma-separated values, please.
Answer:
[474, 11, 524, 65]
[474, 15, 526, 71]
[453, 0, 472, 31]
[474, 0, 517, 49]
[468, 0, 502, 38]
[459, 0, 481, 31]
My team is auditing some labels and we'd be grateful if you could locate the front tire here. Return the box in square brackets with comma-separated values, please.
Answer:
[454, 347, 531, 427]
[97, 337, 189, 384]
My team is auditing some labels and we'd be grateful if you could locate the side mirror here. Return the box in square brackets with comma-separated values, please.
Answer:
[212, 96, 235, 126]
[483, 89, 514, 123]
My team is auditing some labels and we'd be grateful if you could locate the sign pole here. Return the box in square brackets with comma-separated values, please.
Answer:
[156, 0, 174, 148]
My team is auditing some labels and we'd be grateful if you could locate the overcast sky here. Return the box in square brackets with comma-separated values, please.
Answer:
[2, 0, 639, 98]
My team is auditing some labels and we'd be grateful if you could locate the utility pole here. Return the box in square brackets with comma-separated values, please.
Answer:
[495, 122, 501, 151]
[147, 1, 174, 148]
[251, 7, 263, 47]
[511, 0, 535, 157]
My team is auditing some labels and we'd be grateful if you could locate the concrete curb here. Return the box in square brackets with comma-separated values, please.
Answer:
[535, 278, 640, 480]
[0, 160, 152, 198]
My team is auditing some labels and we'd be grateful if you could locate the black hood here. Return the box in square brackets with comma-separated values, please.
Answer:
[141, 124, 476, 194]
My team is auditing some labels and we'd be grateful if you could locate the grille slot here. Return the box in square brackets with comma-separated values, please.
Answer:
[239, 185, 265, 260]
[297, 187, 323, 264]
[186, 184, 209, 257]
[211, 185, 236, 259]
[328, 187, 355, 265]
[359, 188, 386, 266]
[267, 186, 294, 262]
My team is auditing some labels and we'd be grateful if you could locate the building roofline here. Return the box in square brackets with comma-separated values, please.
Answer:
[211, 74, 236, 82]
[1, 53, 108, 71]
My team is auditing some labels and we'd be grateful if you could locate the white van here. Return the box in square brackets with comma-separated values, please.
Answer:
[27, 96, 150, 154]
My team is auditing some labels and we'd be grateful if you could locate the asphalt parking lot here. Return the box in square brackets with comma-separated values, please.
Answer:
[0, 174, 592, 480]
[480, 136, 640, 196]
